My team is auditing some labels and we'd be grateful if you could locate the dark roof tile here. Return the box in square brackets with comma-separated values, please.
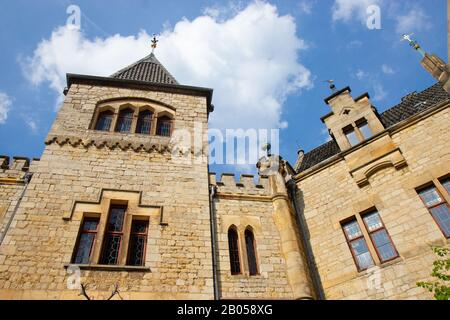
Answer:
[111, 53, 178, 85]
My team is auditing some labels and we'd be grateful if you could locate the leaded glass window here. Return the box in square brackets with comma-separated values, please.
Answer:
[127, 220, 148, 266]
[100, 205, 126, 265]
[73, 218, 99, 264]
[363, 211, 398, 262]
[228, 227, 241, 275]
[245, 228, 258, 276]
[115, 108, 134, 133]
[418, 185, 450, 238]
[342, 219, 374, 271]
[95, 110, 114, 131]
[136, 110, 153, 135]
[156, 116, 172, 137]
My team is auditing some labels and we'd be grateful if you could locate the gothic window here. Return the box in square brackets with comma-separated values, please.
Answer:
[156, 116, 172, 137]
[342, 218, 375, 271]
[127, 219, 149, 266]
[73, 218, 99, 264]
[362, 211, 398, 262]
[418, 184, 450, 238]
[115, 108, 134, 133]
[95, 110, 114, 131]
[100, 205, 126, 265]
[136, 110, 153, 135]
[228, 226, 241, 275]
[245, 228, 258, 276]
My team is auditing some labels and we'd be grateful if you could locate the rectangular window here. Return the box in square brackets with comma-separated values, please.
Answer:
[357, 120, 373, 140]
[73, 217, 99, 264]
[440, 177, 450, 195]
[362, 211, 398, 262]
[418, 185, 450, 238]
[100, 205, 126, 265]
[127, 219, 149, 266]
[344, 126, 359, 147]
[342, 219, 375, 271]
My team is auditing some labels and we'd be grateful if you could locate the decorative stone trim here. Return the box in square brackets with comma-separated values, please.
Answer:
[64, 263, 151, 272]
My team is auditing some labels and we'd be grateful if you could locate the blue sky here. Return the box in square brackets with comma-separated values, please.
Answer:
[0, 0, 447, 175]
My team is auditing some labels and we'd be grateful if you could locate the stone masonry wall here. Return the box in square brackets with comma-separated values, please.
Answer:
[297, 106, 450, 299]
[0, 83, 213, 299]
[211, 173, 294, 299]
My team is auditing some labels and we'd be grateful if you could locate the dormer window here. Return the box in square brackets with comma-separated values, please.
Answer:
[357, 119, 373, 140]
[115, 108, 134, 133]
[95, 110, 114, 131]
[343, 125, 359, 147]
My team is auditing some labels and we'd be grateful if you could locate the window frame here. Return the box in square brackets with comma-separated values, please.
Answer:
[72, 217, 100, 264]
[417, 183, 450, 239]
[341, 217, 375, 272]
[343, 125, 360, 147]
[115, 108, 134, 133]
[95, 110, 114, 132]
[156, 116, 173, 137]
[356, 118, 373, 140]
[100, 205, 127, 265]
[244, 228, 259, 276]
[361, 210, 399, 263]
[135, 110, 153, 135]
[126, 219, 149, 266]
[227, 226, 242, 275]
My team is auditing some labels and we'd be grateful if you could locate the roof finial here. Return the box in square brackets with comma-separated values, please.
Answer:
[323, 80, 337, 93]
[401, 33, 426, 57]
[151, 34, 159, 54]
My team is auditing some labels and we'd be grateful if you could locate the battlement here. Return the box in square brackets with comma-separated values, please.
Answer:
[0, 156, 39, 181]
[209, 172, 270, 196]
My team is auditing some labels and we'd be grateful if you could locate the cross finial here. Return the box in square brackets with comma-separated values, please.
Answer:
[401, 33, 426, 57]
[151, 34, 159, 53]
[323, 80, 337, 93]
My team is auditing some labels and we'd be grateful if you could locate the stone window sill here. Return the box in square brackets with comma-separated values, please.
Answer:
[64, 263, 151, 272]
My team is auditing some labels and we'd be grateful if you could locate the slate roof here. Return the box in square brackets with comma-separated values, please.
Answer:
[298, 83, 450, 173]
[111, 53, 179, 85]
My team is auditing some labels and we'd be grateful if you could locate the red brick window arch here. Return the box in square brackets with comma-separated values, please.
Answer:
[228, 226, 241, 275]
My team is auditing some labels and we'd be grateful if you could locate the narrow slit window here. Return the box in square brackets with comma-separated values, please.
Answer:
[362, 211, 398, 262]
[100, 205, 126, 265]
[245, 228, 259, 276]
[73, 218, 99, 264]
[127, 219, 149, 266]
[95, 110, 114, 131]
[342, 219, 374, 271]
[418, 185, 450, 238]
[228, 227, 241, 275]
[115, 108, 134, 133]
[136, 110, 153, 135]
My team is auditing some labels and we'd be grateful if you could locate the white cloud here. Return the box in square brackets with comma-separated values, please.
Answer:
[355, 69, 369, 80]
[373, 83, 387, 101]
[22, 1, 312, 130]
[20, 114, 39, 133]
[299, 0, 314, 15]
[395, 6, 431, 34]
[382, 64, 394, 75]
[332, 0, 382, 23]
[0, 92, 12, 124]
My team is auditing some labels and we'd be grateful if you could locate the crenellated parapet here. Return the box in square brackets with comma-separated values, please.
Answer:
[0, 156, 39, 184]
[209, 172, 270, 198]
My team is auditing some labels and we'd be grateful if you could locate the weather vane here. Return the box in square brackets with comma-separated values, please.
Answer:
[401, 33, 426, 57]
[323, 80, 337, 93]
[151, 34, 159, 53]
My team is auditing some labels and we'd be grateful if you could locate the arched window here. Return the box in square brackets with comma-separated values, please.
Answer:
[115, 108, 134, 133]
[136, 110, 153, 135]
[95, 110, 114, 131]
[228, 226, 241, 275]
[245, 228, 258, 276]
[156, 116, 172, 137]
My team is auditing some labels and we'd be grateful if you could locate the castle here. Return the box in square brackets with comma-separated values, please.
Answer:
[0, 41, 449, 300]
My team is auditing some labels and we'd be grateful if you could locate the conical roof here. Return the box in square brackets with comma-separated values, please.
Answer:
[111, 53, 178, 85]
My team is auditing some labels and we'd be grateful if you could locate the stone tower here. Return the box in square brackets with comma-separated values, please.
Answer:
[0, 52, 215, 299]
